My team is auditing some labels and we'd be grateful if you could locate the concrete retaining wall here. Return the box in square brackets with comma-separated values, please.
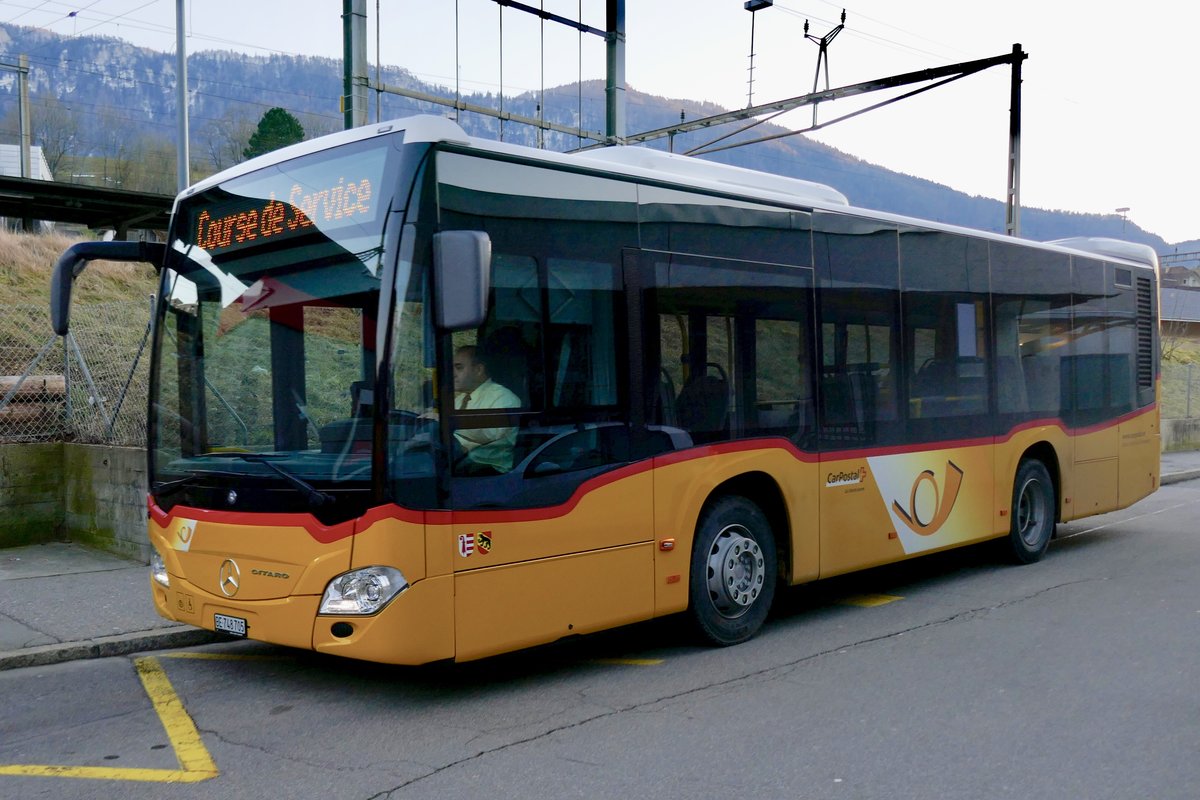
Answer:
[0, 442, 66, 547]
[0, 443, 149, 562]
[62, 444, 149, 562]
[1162, 418, 1200, 452]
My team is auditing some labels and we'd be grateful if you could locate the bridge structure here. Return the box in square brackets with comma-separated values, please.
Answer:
[0, 175, 172, 237]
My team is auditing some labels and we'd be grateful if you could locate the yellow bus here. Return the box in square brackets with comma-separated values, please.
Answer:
[52, 115, 1161, 663]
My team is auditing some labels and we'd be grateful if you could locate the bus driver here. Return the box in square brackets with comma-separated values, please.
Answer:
[451, 345, 520, 474]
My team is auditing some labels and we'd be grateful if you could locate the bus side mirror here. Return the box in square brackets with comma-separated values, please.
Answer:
[50, 240, 166, 335]
[432, 230, 491, 331]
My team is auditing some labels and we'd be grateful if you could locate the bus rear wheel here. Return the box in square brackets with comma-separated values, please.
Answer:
[1007, 459, 1055, 564]
[688, 496, 777, 646]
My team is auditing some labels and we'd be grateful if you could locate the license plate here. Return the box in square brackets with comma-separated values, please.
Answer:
[214, 613, 247, 637]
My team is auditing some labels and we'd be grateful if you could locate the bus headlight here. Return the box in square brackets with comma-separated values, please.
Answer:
[150, 549, 170, 588]
[319, 567, 408, 615]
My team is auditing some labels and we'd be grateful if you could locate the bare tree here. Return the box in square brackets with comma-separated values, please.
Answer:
[95, 107, 134, 188]
[296, 111, 338, 141]
[200, 109, 255, 172]
[120, 134, 177, 194]
[30, 96, 80, 177]
[1161, 319, 1193, 363]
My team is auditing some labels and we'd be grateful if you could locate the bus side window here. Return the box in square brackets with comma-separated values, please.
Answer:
[992, 242, 1071, 421]
[546, 258, 620, 411]
[814, 213, 902, 448]
[651, 255, 814, 447]
[899, 228, 991, 439]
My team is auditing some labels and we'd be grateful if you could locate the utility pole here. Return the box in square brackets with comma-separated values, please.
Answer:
[18, 54, 31, 230]
[1005, 43, 1026, 237]
[804, 9, 845, 126]
[17, 55, 29, 180]
[605, 0, 626, 141]
[176, 0, 189, 193]
[343, 0, 368, 129]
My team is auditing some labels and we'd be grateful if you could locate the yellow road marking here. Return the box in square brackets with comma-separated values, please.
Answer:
[589, 658, 664, 666]
[0, 764, 212, 783]
[134, 656, 218, 776]
[838, 593, 904, 608]
[0, 656, 218, 783]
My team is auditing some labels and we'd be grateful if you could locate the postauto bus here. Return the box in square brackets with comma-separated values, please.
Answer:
[50, 115, 1160, 663]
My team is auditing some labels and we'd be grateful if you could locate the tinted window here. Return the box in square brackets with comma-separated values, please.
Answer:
[899, 229, 991, 441]
[991, 241, 1071, 422]
[650, 253, 815, 448]
[435, 151, 637, 510]
[814, 212, 901, 449]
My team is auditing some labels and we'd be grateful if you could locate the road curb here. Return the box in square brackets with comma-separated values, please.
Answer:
[1162, 469, 1200, 486]
[0, 627, 221, 671]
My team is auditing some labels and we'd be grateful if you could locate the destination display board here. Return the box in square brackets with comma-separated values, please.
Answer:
[180, 143, 390, 257]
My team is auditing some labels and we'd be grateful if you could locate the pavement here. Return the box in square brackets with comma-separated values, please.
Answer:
[3, 450, 1200, 672]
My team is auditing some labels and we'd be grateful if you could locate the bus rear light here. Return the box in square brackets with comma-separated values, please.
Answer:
[319, 566, 408, 616]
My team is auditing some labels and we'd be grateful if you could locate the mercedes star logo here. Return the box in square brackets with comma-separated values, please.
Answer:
[218, 558, 241, 597]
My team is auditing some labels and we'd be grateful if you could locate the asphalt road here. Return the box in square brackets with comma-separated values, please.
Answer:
[2, 481, 1198, 799]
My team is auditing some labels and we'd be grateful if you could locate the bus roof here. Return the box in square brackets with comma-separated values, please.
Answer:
[184, 114, 1158, 272]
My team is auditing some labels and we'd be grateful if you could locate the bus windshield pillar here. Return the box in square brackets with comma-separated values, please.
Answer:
[270, 305, 308, 450]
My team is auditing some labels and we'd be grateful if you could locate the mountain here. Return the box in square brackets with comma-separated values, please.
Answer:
[0, 22, 1171, 252]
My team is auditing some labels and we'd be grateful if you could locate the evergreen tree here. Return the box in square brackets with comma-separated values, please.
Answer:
[242, 107, 305, 160]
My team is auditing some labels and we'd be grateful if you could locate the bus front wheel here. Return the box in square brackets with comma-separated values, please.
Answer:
[1007, 459, 1055, 564]
[688, 496, 777, 646]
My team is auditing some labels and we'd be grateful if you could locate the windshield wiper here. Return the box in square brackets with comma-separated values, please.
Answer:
[152, 470, 246, 501]
[227, 454, 336, 508]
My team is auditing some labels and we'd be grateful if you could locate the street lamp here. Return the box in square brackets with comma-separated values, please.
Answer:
[1116, 207, 1130, 235]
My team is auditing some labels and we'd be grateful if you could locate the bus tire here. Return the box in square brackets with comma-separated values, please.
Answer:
[688, 496, 777, 646]
[1007, 459, 1055, 564]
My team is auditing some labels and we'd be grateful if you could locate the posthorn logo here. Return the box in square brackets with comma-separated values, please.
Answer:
[892, 460, 964, 536]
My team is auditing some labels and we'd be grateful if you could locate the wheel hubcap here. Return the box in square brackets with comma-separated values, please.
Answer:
[706, 524, 765, 619]
[1017, 477, 1046, 546]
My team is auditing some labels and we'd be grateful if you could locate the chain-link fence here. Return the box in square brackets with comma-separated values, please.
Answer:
[0, 299, 153, 446]
[1162, 361, 1200, 420]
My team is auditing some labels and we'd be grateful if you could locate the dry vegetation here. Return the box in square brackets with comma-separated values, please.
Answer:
[0, 228, 159, 309]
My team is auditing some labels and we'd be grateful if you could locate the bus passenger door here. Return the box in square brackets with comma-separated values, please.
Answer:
[430, 165, 654, 660]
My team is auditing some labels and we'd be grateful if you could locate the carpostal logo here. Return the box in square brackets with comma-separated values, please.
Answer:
[892, 460, 964, 536]
[826, 467, 867, 488]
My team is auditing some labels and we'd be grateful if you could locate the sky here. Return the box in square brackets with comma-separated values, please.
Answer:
[1, 0, 1197, 244]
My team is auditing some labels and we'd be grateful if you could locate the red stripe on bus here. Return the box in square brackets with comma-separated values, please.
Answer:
[149, 403, 1156, 539]
[148, 500, 367, 544]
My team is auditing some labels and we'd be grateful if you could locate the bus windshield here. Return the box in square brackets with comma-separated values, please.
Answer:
[149, 135, 403, 520]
